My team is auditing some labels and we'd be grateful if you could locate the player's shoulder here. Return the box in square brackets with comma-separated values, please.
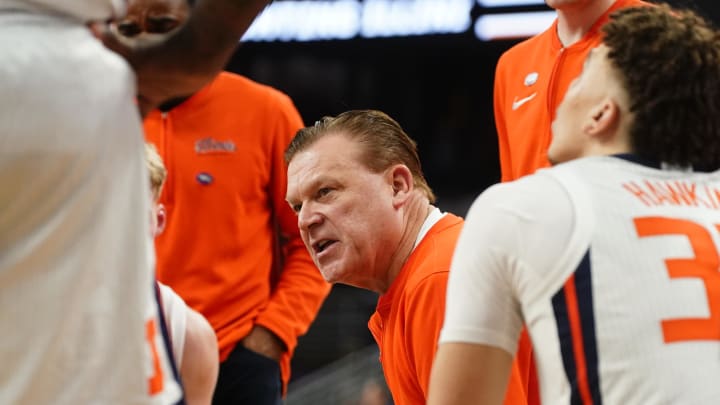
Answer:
[548, 155, 640, 183]
[157, 282, 188, 313]
[466, 168, 590, 276]
[479, 168, 572, 212]
[464, 167, 586, 251]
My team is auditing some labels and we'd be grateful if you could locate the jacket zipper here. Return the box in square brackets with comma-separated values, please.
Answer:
[544, 47, 566, 151]
[160, 111, 174, 205]
[546, 47, 565, 119]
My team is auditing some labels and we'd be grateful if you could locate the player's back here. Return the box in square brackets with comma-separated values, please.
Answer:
[526, 155, 720, 404]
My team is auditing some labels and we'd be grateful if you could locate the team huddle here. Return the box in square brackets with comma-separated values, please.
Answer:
[2, 0, 719, 404]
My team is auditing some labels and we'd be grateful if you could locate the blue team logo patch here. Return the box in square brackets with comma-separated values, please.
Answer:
[196, 172, 213, 185]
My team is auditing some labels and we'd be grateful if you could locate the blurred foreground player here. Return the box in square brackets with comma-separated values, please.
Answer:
[0, 0, 269, 402]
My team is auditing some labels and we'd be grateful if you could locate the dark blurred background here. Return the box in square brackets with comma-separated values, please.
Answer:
[222, 0, 720, 386]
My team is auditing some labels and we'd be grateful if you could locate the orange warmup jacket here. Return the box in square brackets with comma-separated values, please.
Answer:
[368, 214, 531, 404]
[144, 72, 331, 388]
[494, 0, 648, 182]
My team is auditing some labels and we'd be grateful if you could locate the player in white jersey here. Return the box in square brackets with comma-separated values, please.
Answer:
[428, 4, 720, 405]
[147, 142, 219, 405]
[0, 0, 267, 403]
[157, 282, 220, 405]
[0, 10, 183, 404]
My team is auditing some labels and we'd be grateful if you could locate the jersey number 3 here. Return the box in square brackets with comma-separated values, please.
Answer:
[634, 217, 720, 343]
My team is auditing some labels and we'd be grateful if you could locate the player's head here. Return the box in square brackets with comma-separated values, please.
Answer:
[285, 110, 433, 290]
[116, 0, 191, 38]
[145, 143, 167, 237]
[550, 4, 720, 170]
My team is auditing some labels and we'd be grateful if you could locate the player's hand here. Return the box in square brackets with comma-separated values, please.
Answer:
[89, 22, 203, 117]
[89, 0, 271, 118]
[242, 325, 286, 362]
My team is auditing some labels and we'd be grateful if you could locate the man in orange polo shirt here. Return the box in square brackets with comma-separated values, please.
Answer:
[117, 0, 331, 403]
[285, 110, 530, 405]
[495, 0, 649, 182]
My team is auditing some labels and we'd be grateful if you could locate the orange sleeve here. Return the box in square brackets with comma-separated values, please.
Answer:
[252, 93, 332, 384]
[494, 53, 514, 183]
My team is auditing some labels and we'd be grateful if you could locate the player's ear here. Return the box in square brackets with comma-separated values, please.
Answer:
[387, 164, 413, 208]
[584, 97, 619, 140]
[154, 203, 167, 237]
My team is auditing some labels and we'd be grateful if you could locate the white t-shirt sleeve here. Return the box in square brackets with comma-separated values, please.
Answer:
[158, 282, 189, 368]
[439, 173, 576, 355]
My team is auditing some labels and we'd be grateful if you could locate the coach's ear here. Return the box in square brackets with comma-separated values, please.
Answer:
[585, 97, 620, 141]
[387, 164, 413, 208]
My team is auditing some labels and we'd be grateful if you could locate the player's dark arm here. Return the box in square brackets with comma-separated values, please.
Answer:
[101, 0, 270, 115]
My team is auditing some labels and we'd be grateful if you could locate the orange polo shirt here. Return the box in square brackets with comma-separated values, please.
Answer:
[144, 72, 331, 388]
[494, 0, 648, 182]
[368, 214, 531, 404]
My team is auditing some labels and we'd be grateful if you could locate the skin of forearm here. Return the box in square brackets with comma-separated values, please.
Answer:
[168, 0, 271, 82]
[123, 0, 271, 114]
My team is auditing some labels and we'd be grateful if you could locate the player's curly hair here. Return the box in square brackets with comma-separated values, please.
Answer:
[285, 110, 436, 203]
[603, 4, 720, 170]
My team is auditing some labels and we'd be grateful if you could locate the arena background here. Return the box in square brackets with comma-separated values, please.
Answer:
[222, 1, 720, 402]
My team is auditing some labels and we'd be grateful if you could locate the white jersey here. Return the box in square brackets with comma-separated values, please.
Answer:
[158, 283, 189, 368]
[0, 0, 125, 21]
[0, 12, 180, 404]
[441, 155, 720, 404]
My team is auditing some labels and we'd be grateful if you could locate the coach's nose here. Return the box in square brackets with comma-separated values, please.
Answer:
[297, 202, 323, 232]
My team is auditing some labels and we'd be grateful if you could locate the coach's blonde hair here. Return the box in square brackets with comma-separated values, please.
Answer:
[285, 110, 436, 203]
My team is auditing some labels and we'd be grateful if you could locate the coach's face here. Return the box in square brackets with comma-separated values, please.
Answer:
[550, 45, 624, 164]
[286, 134, 404, 292]
[117, 0, 190, 38]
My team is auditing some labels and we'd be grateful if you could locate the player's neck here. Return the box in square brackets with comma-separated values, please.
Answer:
[585, 134, 632, 160]
[556, 0, 616, 47]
